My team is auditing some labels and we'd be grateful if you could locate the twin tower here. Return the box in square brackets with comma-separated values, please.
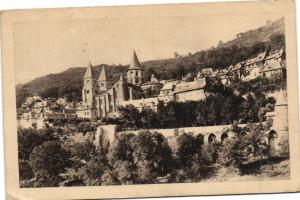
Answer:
[79, 51, 144, 118]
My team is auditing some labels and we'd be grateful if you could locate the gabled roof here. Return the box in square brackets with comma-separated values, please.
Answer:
[98, 66, 108, 81]
[265, 49, 284, 61]
[174, 78, 206, 94]
[84, 62, 95, 79]
[218, 68, 229, 76]
[160, 82, 174, 91]
[119, 73, 126, 82]
[182, 73, 193, 81]
[196, 71, 202, 78]
[201, 68, 214, 75]
[127, 82, 142, 91]
[129, 50, 142, 70]
[260, 61, 284, 73]
[231, 62, 245, 71]
[244, 52, 267, 66]
[210, 70, 219, 78]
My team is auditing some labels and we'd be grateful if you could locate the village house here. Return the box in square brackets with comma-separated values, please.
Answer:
[158, 82, 176, 103]
[199, 68, 214, 78]
[217, 68, 230, 85]
[227, 61, 245, 81]
[181, 72, 194, 82]
[244, 52, 267, 73]
[260, 49, 286, 79]
[141, 74, 163, 97]
[173, 78, 207, 102]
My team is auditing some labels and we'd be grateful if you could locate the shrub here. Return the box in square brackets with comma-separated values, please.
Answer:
[131, 131, 173, 176]
[77, 157, 107, 186]
[29, 141, 69, 186]
[176, 132, 203, 166]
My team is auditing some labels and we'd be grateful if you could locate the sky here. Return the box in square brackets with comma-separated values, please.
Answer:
[13, 11, 283, 84]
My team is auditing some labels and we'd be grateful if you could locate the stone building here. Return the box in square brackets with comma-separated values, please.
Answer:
[260, 49, 286, 79]
[76, 51, 212, 119]
[76, 51, 145, 119]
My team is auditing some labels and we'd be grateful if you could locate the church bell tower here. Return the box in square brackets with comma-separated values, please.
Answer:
[127, 50, 144, 85]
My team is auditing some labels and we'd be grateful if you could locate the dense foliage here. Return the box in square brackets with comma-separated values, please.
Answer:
[18, 117, 287, 187]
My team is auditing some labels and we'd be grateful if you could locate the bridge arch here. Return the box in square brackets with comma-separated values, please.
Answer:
[268, 130, 278, 156]
[208, 133, 217, 145]
[221, 133, 229, 143]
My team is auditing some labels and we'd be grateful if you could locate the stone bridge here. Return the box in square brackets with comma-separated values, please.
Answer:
[95, 124, 283, 156]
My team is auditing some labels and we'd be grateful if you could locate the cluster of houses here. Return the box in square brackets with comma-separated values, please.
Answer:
[76, 49, 285, 120]
[195, 48, 285, 85]
[18, 96, 77, 129]
[17, 48, 286, 128]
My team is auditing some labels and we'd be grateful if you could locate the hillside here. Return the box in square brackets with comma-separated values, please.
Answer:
[16, 17, 285, 108]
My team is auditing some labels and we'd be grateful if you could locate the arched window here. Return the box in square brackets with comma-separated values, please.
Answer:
[208, 133, 216, 144]
[221, 133, 229, 143]
[268, 130, 278, 156]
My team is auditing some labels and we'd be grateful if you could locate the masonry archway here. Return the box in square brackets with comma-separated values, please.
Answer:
[208, 133, 217, 145]
[196, 134, 204, 146]
[268, 130, 278, 156]
[221, 133, 229, 143]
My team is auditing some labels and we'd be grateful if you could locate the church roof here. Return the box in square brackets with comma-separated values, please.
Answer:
[129, 50, 142, 70]
[119, 73, 126, 82]
[98, 66, 108, 81]
[84, 62, 95, 78]
[173, 78, 206, 94]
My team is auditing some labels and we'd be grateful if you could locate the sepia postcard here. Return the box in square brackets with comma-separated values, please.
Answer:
[1, 0, 300, 199]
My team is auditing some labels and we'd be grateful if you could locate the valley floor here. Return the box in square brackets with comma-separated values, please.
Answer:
[206, 158, 290, 182]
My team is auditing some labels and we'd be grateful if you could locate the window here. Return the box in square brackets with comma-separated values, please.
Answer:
[101, 83, 104, 87]
[136, 71, 138, 76]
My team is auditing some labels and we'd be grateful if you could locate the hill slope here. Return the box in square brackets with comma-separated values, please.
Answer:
[16, 17, 285, 108]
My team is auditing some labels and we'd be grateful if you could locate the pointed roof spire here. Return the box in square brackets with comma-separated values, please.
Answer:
[84, 62, 94, 78]
[129, 50, 141, 70]
[119, 73, 126, 82]
[99, 66, 107, 81]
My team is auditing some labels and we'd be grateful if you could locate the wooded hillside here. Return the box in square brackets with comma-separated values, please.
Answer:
[16, 17, 285, 108]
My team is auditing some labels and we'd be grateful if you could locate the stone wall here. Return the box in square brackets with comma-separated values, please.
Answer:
[96, 123, 288, 157]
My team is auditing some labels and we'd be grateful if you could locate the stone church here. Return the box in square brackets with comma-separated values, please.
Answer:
[76, 51, 145, 119]
[76, 51, 209, 120]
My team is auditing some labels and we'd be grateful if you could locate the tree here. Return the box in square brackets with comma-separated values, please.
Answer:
[118, 105, 142, 129]
[113, 160, 136, 184]
[18, 128, 58, 160]
[29, 141, 69, 187]
[174, 64, 185, 79]
[217, 123, 270, 170]
[64, 137, 96, 165]
[108, 133, 135, 164]
[77, 156, 107, 186]
[131, 131, 173, 182]
[176, 132, 203, 166]
[144, 68, 159, 82]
